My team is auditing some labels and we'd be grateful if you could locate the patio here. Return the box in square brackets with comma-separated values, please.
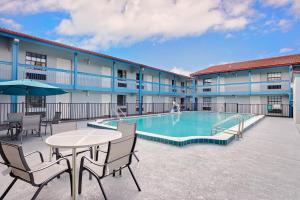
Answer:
[0, 117, 300, 200]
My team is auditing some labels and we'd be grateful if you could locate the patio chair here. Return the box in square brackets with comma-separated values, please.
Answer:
[26, 111, 46, 119]
[96, 122, 139, 162]
[0, 141, 72, 200]
[7, 113, 24, 122]
[51, 146, 93, 180]
[78, 130, 141, 200]
[19, 115, 41, 144]
[52, 147, 93, 161]
[7, 113, 24, 139]
[40, 112, 61, 135]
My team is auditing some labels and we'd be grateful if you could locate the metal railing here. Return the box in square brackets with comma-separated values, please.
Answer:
[194, 103, 291, 117]
[0, 102, 291, 124]
[197, 80, 291, 96]
[211, 114, 249, 135]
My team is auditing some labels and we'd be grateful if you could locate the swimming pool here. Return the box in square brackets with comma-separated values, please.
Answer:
[104, 112, 251, 137]
[88, 112, 264, 146]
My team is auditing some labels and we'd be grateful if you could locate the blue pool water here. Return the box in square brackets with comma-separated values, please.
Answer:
[103, 112, 252, 137]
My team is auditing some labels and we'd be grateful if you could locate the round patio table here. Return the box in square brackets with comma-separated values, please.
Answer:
[45, 129, 122, 200]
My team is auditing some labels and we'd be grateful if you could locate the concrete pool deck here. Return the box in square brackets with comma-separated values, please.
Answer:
[0, 117, 300, 200]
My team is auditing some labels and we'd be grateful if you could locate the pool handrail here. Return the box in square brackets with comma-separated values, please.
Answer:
[111, 105, 127, 120]
[211, 114, 245, 137]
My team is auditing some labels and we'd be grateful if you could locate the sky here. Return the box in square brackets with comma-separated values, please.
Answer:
[0, 0, 299, 76]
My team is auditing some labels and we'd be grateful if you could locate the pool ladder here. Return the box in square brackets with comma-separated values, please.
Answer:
[211, 114, 245, 138]
[111, 106, 127, 120]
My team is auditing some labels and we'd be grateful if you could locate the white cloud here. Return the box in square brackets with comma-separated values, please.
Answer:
[170, 67, 192, 76]
[263, 0, 300, 18]
[278, 19, 292, 31]
[0, 0, 255, 49]
[0, 18, 22, 30]
[263, 0, 291, 7]
[263, 18, 293, 32]
[225, 33, 234, 39]
[0, 0, 67, 13]
[279, 47, 294, 53]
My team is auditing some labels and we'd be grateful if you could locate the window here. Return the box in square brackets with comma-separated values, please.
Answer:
[203, 88, 211, 92]
[117, 69, 127, 87]
[117, 69, 126, 79]
[25, 52, 47, 67]
[203, 97, 212, 111]
[267, 96, 282, 105]
[117, 95, 126, 106]
[180, 82, 185, 93]
[203, 78, 212, 85]
[171, 80, 176, 92]
[136, 73, 144, 81]
[26, 73, 47, 80]
[172, 80, 175, 86]
[267, 72, 281, 81]
[180, 98, 185, 105]
[136, 73, 144, 89]
[267, 96, 282, 114]
[25, 96, 46, 108]
[267, 85, 281, 90]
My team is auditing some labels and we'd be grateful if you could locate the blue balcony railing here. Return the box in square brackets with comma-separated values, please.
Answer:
[196, 80, 291, 96]
[142, 81, 160, 94]
[77, 72, 112, 91]
[18, 63, 73, 89]
[0, 60, 191, 96]
[159, 83, 174, 95]
[114, 77, 138, 93]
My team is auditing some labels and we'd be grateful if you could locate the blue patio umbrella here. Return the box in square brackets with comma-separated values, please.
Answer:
[0, 79, 67, 96]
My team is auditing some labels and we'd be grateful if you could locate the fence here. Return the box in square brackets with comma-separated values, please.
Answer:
[194, 103, 291, 117]
[0, 102, 291, 123]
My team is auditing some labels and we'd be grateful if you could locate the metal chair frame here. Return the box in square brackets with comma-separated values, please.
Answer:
[78, 134, 141, 200]
[0, 141, 72, 200]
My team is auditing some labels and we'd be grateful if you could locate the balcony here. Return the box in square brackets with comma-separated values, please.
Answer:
[77, 72, 112, 91]
[0, 61, 188, 96]
[114, 77, 138, 93]
[142, 81, 159, 94]
[18, 63, 73, 89]
[196, 80, 291, 96]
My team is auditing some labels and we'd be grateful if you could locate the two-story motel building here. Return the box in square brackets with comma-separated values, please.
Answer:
[0, 28, 300, 122]
[191, 56, 296, 114]
[0, 28, 191, 116]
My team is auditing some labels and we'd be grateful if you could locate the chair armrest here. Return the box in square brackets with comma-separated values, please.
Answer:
[81, 156, 104, 167]
[105, 152, 135, 165]
[30, 157, 71, 173]
[96, 149, 107, 154]
[41, 120, 51, 124]
[25, 151, 44, 162]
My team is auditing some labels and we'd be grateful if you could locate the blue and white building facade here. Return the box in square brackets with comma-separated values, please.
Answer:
[0, 28, 191, 116]
[0, 28, 300, 122]
[191, 64, 293, 116]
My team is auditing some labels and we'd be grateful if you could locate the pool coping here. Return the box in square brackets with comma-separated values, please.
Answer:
[87, 112, 265, 146]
